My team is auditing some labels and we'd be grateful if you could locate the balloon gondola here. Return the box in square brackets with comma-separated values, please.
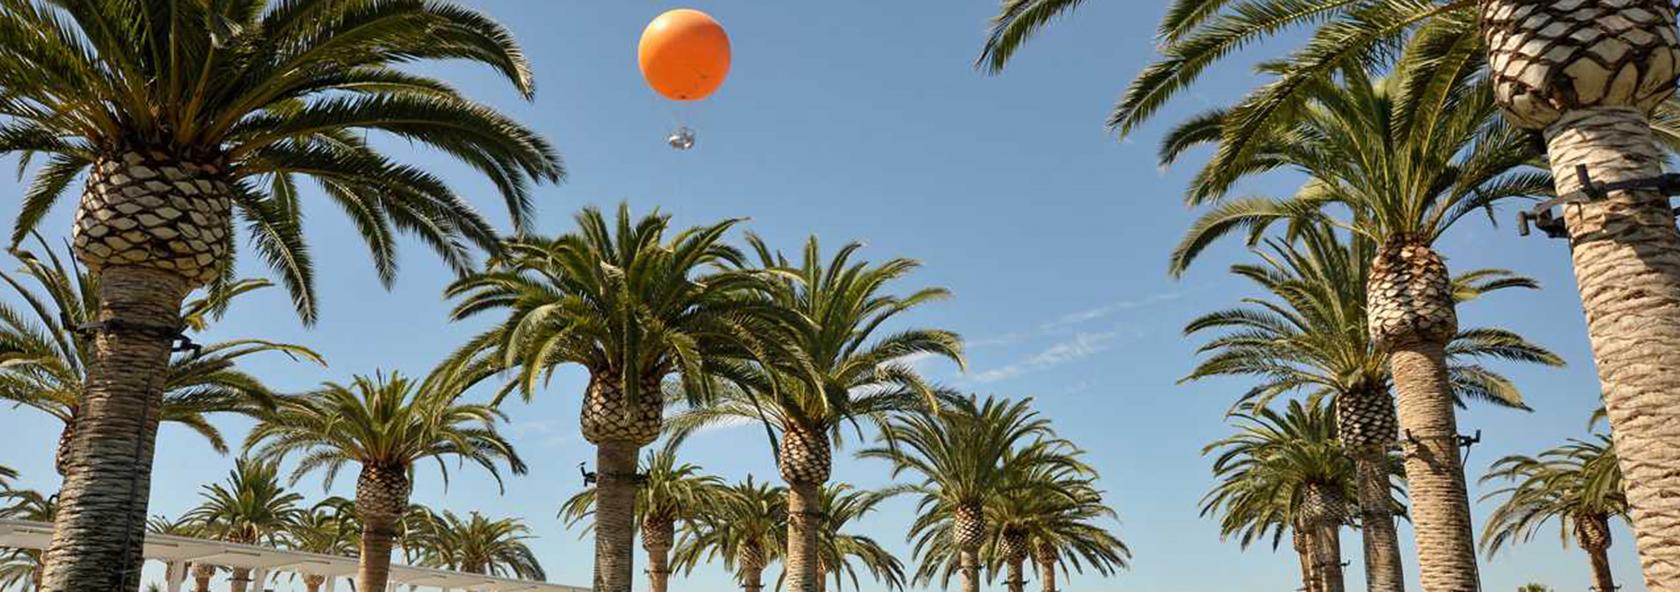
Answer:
[638, 9, 730, 150]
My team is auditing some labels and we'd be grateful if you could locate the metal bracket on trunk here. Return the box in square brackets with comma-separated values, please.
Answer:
[578, 463, 649, 487]
[1518, 165, 1680, 238]
[62, 313, 200, 356]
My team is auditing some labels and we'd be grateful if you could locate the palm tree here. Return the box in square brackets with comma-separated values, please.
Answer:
[284, 504, 358, 592]
[1202, 400, 1364, 592]
[980, 1, 1680, 586]
[860, 395, 1076, 592]
[559, 437, 724, 592]
[184, 457, 303, 592]
[445, 204, 793, 592]
[1482, 435, 1627, 592]
[425, 511, 545, 580]
[0, 486, 56, 591]
[0, 241, 323, 476]
[1183, 224, 1562, 592]
[245, 371, 526, 592]
[799, 484, 908, 592]
[985, 465, 1129, 592]
[671, 477, 787, 592]
[0, 2, 559, 586]
[665, 235, 963, 592]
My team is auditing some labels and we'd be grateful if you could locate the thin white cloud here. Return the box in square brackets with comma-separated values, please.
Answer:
[1041, 292, 1181, 330]
[970, 329, 1125, 383]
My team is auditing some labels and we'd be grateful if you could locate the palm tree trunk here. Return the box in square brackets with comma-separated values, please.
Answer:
[354, 465, 412, 592]
[1007, 558, 1027, 592]
[815, 561, 828, 592]
[1035, 547, 1059, 592]
[1353, 448, 1405, 592]
[1312, 524, 1346, 592]
[1480, 2, 1680, 587]
[959, 548, 981, 592]
[39, 266, 190, 592]
[643, 519, 674, 592]
[1296, 527, 1319, 592]
[741, 564, 765, 592]
[594, 440, 641, 592]
[1392, 341, 1480, 591]
[229, 567, 252, 592]
[1586, 542, 1616, 592]
[191, 564, 214, 592]
[1549, 108, 1680, 591]
[304, 574, 325, 592]
[785, 481, 823, 592]
[1577, 513, 1617, 592]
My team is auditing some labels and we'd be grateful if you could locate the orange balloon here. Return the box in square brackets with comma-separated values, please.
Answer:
[638, 9, 731, 101]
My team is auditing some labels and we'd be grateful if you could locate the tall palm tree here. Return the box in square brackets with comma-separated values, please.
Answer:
[1481, 435, 1627, 592]
[0, 2, 559, 586]
[1159, 65, 1559, 590]
[0, 241, 323, 476]
[800, 484, 908, 592]
[1202, 400, 1364, 592]
[1183, 224, 1562, 592]
[424, 511, 545, 580]
[666, 235, 963, 592]
[671, 477, 788, 592]
[284, 504, 358, 592]
[445, 204, 793, 592]
[184, 457, 303, 592]
[559, 437, 724, 592]
[981, 1, 1680, 586]
[860, 395, 1077, 592]
[0, 487, 56, 591]
[985, 466, 1129, 592]
[245, 371, 526, 592]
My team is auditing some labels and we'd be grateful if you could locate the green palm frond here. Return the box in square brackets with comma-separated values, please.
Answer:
[1480, 433, 1626, 556]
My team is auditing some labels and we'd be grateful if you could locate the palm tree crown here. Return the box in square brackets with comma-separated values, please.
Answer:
[185, 457, 304, 546]
[1481, 434, 1627, 554]
[424, 511, 545, 580]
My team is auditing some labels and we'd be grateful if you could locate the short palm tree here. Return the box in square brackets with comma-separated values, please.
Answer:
[0, 2, 559, 586]
[671, 477, 787, 592]
[1481, 434, 1627, 592]
[0, 486, 56, 591]
[666, 235, 962, 592]
[425, 511, 545, 580]
[559, 437, 724, 592]
[980, 1, 1680, 586]
[0, 242, 322, 476]
[800, 484, 908, 592]
[985, 464, 1129, 592]
[860, 395, 1076, 592]
[1183, 224, 1561, 592]
[1202, 400, 1365, 592]
[445, 204, 792, 592]
[245, 371, 526, 592]
[184, 457, 303, 592]
[285, 504, 358, 592]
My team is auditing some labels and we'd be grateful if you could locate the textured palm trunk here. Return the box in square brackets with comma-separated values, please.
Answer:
[1338, 385, 1406, 592]
[954, 503, 985, 592]
[643, 517, 674, 592]
[781, 422, 832, 592]
[304, 574, 326, 592]
[1034, 542, 1060, 592]
[40, 266, 190, 592]
[1006, 558, 1026, 592]
[1312, 523, 1346, 592]
[355, 464, 412, 592]
[192, 564, 214, 592]
[815, 561, 828, 592]
[582, 375, 662, 592]
[1297, 527, 1319, 592]
[1368, 239, 1479, 592]
[1577, 514, 1617, 592]
[1302, 484, 1347, 592]
[41, 150, 229, 592]
[959, 548, 981, 592]
[740, 563, 765, 592]
[1481, 3, 1680, 589]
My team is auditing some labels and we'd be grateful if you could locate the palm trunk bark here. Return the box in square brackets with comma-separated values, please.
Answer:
[1296, 527, 1319, 592]
[1312, 524, 1346, 592]
[1480, 2, 1680, 588]
[39, 266, 189, 592]
[1007, 558, 1026, 592]
[1577, 513, 1617, 592]
[191, 564, 214, 592]
[643, 519, 674, 592]
[354, 465, 411, 592]
[785, 481, 823, 592]
[1034, 545, 1059, 592]
[594, 440, 641, 592]
[815, 561, 828, 592]
[741, 564, 765, 592]
[1586, 542, 1616, 592]
[1353, 448, 1405, 592]
[229, 567, 252, 592]
[304, 574, 325, 592]
[1548, 107, 1680, 592]
[1391, 341, 1480, 591]
[959, 548, 981, 592]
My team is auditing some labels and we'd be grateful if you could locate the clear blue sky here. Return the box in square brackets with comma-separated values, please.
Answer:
[0, 2, 1632, 591]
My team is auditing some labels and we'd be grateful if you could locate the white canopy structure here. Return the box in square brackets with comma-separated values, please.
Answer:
[0, 518, 587, 592]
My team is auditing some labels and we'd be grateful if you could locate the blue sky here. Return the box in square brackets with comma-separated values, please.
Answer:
[0, 2, 1635, 591]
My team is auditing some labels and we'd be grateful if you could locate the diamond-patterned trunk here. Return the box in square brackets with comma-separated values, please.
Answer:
[1034, 540, 1060, 592]
[355, 464, 412, 592]
[1481, 2, 1680, 590]
[642, 517, 675, 592]
[781, 422, 831, 592]
[1002, 529, 1029, 592]
[1337, 386, 1405, 592]
[73, 150, 231, 286]
[954, 503, 984, 592]
[583, 373, 663, 592]
[580, 375, 663, 447]
[1576, 513, 1618, 592]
